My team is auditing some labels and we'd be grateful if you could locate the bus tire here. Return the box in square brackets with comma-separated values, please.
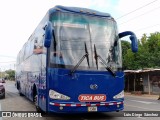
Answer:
[16, 82, 19, 90]
[34, 95, 41, 112]
[19, 92, 23, 96]
[18, 83, 24, 96]
[33, 86, 42, 112]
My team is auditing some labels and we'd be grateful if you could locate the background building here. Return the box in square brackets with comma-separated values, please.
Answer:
[124, 69, 160, 95]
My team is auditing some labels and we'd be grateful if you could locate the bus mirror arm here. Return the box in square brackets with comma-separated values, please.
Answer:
[43, 25, 47, 30]
[118, 31, 138, 53]
[44, 22, 53, 48]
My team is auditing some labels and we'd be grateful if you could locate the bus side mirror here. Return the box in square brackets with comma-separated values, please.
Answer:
[44, 22, 53, 48]
[129, 35, 138, 52]
[118, 31, 138, 53]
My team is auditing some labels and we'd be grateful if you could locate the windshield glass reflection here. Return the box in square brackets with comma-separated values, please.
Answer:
[49, 12, 122, 71]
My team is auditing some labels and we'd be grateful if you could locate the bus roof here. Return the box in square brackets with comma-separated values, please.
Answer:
[49, 5, 112, 18]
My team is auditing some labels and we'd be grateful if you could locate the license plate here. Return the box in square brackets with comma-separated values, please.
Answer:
[88, 107, 97, 112]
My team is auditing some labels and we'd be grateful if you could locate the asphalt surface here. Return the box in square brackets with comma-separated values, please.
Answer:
[0, 80, 160, 120]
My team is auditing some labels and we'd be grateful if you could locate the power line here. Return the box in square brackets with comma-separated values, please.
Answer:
[116, 0, 158, 20]
[118, 6, 160, 25]
[133, 24, 160, 39]
[135, 23, 160, 32]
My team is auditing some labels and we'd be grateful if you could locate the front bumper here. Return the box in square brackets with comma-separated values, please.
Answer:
[48, 101, 124, 113]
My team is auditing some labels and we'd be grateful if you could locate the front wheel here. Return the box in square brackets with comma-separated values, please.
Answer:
[34, 95, 42, 112]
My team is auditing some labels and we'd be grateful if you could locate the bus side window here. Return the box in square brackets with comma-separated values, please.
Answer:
[33, 38, 44, 54]
[21, 46, 25, 62]
[24, 42, 30, 60]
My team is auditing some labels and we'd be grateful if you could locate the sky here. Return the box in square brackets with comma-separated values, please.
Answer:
[0, 0, 160, 71]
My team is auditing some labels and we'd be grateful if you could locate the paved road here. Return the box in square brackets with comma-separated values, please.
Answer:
[124, 95, 160, 111]
[0, 81, 160, 120]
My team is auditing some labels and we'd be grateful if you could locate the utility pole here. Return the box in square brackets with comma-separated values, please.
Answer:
[148, 72, 151, 95]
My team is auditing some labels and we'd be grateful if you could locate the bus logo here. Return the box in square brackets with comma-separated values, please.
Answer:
[90, 84, 98, 90]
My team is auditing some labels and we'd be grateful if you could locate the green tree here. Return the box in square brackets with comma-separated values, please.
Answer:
[146, 32, 160, 67]
[122, 32, 160, 70]
[121, 40, 141, 70]
[5, 69, 15, 80]
[121, 40, 131, 69]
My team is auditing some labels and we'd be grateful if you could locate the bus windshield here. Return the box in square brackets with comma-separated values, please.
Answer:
[49, 12, 122, 71]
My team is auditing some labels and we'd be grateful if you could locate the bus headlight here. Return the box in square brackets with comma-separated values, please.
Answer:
[113, 90, 124, 99]
[49, 90, 70, 100]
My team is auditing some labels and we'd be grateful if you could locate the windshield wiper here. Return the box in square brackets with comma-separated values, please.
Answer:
[94, 44, 98, 70]
[94, 44, 116, 77]
[69, 42, 90, 75]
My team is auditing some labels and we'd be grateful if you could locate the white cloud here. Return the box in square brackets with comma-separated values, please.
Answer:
[51, 0, 92, 7]
[91, 0, 111, 9]
[89, 0, 117, 16]
[115, 0, 160, 38]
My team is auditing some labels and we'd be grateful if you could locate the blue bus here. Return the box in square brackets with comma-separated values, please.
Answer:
[16, 5, 138, 113]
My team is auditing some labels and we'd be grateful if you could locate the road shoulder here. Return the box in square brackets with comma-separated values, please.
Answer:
[125, 92, 159, 100]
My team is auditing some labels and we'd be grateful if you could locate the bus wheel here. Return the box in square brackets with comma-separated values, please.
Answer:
[34, 95, 42, 112]
[19, 92, 23, 96]
[18, 83, 24, 96]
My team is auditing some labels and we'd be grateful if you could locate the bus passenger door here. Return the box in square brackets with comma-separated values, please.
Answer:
[38, 54, 47, 112]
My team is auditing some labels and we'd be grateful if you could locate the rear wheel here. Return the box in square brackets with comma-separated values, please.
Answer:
[18, 83, 24, 96]
[19, 92, 23, 96]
